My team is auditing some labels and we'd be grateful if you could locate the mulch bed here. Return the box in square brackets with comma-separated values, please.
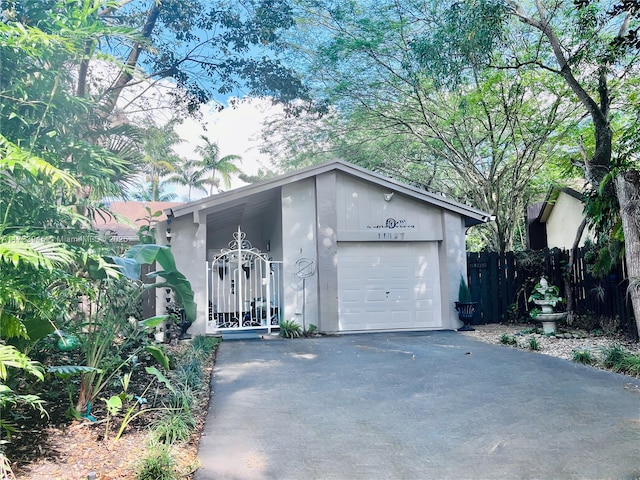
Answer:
[9, 343, 215, 480]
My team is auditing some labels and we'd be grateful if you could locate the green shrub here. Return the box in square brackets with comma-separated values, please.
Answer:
[279, 319, 302, 339]
[191, 335, 220, 357]
[135, 444, 177, 480]
[602, 345, 626, 371]
[528, 337, 540, 351]
[164, 386, 196, 411]
[152, 410, 197, 445]
[303, 324, 318, 337]
[572, 350, 595, 365]
[458, 275, 472, 303]
[173, 359, 203, 389]
[520, 327, 542, 335]
[499, 334, 517, 346]
[619, 353, 640, 376]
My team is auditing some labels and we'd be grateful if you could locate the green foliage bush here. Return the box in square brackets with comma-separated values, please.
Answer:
[152, 410, 197, 445]
[191, 336, 220, 358]
[458, 275, 472, 302]
[279, 319, 302, 339]
[499, 334, 517, 346]
[572, 350, 595, 365]
[164, 386, 196, 411]
[135, 443, 177, 480]
[602, 345, 626, 370]
[303, 324, 318, 337]
[173, 358, 203, 390]
[600, 345, 640, 376]
[520, 327, 542, 335]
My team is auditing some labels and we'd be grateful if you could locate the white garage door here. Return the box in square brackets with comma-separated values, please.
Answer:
[337, 242, 442, 331]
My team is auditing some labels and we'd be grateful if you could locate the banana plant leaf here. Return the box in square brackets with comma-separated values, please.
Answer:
[110, 244, 196, 323]
[145, 345, 170, 371]
[145, 366, 174, 393]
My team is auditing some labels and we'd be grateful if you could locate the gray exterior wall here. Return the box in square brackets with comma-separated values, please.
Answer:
[157, 213, 208, 335]
[156, 166, 478, 335]
[440, 210, 467, 330]
[281, 178, 320, 330]
[335, 174, 443, 241]
[315, 172, 339, 332]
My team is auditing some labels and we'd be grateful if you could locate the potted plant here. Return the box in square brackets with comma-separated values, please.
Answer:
[528, 277, 566, 334]
[455, 275, 477, 331]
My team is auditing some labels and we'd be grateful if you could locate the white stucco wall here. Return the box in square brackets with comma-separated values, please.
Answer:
[281, 179, 320, 329]
[157, 214, 208, 335]
[545, 193, 592, 249]
[336, 175, 443, 241]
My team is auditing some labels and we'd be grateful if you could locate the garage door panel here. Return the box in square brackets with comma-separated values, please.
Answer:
[415, 285, 434, 300]
[337, 242, 442, 331]
[390, 290, 410, 302]
[340, 290, 362, 303]
[342, 313, 388, 330]
[364, 289, 386, 302]
[391, 311, 418, 327]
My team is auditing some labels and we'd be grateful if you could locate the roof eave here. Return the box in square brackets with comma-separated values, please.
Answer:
[170, 160, 492, 225]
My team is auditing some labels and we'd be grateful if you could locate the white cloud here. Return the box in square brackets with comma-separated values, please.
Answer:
[171, 98, 283, 199]
[98, 63, 282, 202]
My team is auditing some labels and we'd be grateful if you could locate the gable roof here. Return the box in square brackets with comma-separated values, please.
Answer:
[538, 187, 584, 223]
[168, 160, 491, 227]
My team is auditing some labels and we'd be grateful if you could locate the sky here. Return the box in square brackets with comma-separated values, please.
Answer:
[172, 98, 282, 195]
[116, 70, 285, 202]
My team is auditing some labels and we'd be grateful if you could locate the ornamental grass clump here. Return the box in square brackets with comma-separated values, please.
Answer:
[499, 334, 517, 346]
[572, 350, 595, 365]
[619, 354, 640, 376]
[152, 410, 197, 445]
[135, 443, 177, 480]
[602, 345, 626, 371]
[279, 319, 302, 338]
[527, 337, 540, 351]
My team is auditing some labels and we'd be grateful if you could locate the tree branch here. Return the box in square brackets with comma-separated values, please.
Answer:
[99, 3, 161, 118]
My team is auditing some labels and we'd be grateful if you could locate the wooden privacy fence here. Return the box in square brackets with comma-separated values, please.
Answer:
[467, 249, 636, 337]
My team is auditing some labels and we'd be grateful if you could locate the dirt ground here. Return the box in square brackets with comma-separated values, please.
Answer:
[10, 352, 214, 480]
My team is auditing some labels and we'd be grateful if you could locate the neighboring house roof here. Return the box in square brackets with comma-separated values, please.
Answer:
[527, 185, 591, 250]
[537, 187, 584, 223]
[167, 160, 491, 227]
[94, 201, 183, 240]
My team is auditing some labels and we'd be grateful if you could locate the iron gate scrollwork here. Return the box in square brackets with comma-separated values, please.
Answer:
[206, 228, 282, 334]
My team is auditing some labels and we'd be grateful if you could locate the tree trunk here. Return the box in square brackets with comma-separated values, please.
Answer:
[98, 3, 161, 118]
[615, 171, 640, 339]
[76, 374, 91, 413]
[510, 1, 639, 337]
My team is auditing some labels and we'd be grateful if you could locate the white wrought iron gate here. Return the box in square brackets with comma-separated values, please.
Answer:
[206, 228, 282, 334]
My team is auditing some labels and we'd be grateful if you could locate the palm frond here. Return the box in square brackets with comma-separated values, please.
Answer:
[0, 343, 44, 381]
[0, 240, 74, 270]
[0, 135, 79, 189]
[0, 314, 29, 340]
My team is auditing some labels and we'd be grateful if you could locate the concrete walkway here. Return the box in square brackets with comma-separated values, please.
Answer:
[195, 331, 640, 479]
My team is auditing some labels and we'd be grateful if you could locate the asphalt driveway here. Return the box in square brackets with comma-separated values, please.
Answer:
[195, 331, 640, 479]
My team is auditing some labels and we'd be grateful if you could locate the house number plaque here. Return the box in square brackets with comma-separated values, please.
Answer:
[366, 217, 415, 229]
